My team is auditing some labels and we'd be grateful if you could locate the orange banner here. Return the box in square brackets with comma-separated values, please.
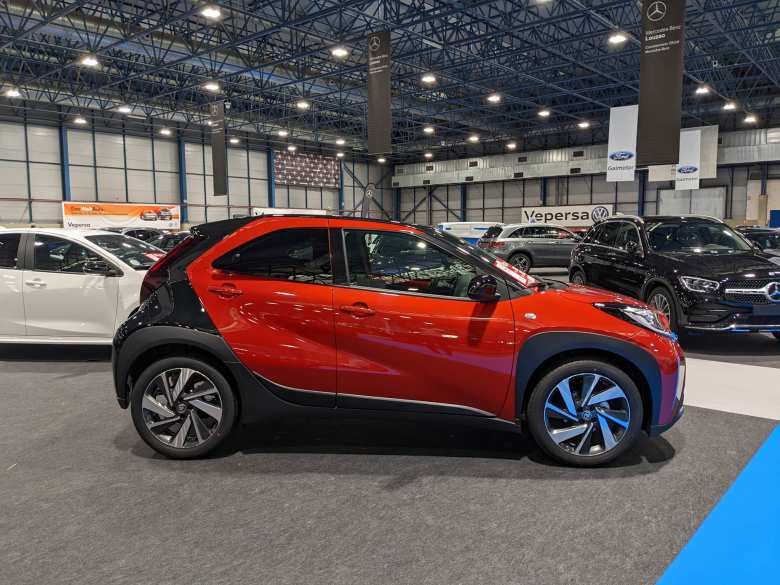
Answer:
[62, 202, 181, 230]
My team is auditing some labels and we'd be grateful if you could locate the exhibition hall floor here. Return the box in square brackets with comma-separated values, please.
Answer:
[1, 332, 778, 585]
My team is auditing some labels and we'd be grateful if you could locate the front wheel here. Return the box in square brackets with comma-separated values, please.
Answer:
[570, 269, 586, 285]
[526, 360, 644, 467]
[130, 356, 237, 459]
[647, 286, 678, 333]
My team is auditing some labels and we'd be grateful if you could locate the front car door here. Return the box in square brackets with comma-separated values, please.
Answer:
[23, 234, 120, 339]
[187, 218, 337, 403]
[331, 221, 516, 416]
[544, 226, 580, 267]
[0, 232, 26, 337]
[612, 222, 646, 296]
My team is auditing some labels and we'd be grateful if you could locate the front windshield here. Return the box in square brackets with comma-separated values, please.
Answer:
[85, 234, 165, 270]
[645, 220, 752, 253]
[746, 232, 780, 250]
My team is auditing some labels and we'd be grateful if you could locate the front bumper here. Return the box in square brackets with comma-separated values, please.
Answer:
[678, 291, 780, 333]
[649, 404, 684, 436]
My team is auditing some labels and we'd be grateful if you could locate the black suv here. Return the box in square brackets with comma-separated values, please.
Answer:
[570, 215, 780, 338]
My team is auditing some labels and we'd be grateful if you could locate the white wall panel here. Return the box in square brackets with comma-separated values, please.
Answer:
[228, 177, 249, 207]
[27, 126, 59, 163]
[250, 179, 267, 205]
[249, 151, 267, 179]
[31, 202, 62, 223]
[206, 207, 228, 221]
[0, 122, 26, 160]
[187, 206, 206, 224]
[29, 164, 62, 200]
[484, 182, 502, 208]
[125, 136, 153, 169]
[155, 172, 179, 203]
[185, 143, 204, 174]
[154, 139, 177, 172]
[126, 170, 155, 202]
[0, 160, 27, 196]
[186, 174, 205, 205]
[289, 186, 307, 208]
[67, 130, 94, 166]
[70, 166, 96, 201]
[96, 167, 126, 201]
[228, 148, 248, 177]
[0, 200, 29, 222]
[95, 133, 125, 168]
[204, 144, 213, 175]
[322, 188, 338, 211]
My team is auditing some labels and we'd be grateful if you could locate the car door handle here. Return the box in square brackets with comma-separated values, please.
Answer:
[339, 304, 376, 316]
[207, 285, 243, 298]
[24, 279, 46, 288]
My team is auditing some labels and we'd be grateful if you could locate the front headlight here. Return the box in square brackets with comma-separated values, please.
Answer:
[679, 275, 719, 293]
[594, 302, 676, 339]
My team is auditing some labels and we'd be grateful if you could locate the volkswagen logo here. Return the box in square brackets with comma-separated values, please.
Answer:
[592, 206, 611, 221]
[609, 150, 635, 161]
[767, 282, 780, 303]
[368, 35, 382, 52]
[647, 1, 667, 22]
[678, 165, 698, 174]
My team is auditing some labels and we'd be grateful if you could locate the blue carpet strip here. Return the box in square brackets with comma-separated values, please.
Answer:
[658, 424, 780, 584]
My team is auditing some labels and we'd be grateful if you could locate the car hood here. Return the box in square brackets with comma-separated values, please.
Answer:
[653, 251, 780, 279]
[538, 282, 646, 307]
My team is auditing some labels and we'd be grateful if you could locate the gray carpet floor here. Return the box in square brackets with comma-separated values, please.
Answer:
[0, 353, 775, 585]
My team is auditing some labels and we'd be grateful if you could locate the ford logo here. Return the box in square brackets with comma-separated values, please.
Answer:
[678, 165, 698, 174]
[609, 151, 634, 161]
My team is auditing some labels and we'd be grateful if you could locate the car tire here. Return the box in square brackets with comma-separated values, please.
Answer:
[526, 360, 644, 467]
[509, 252, 532, 272]
[130, 356, 237, 459]
[570, 269, 586, 285]
[646, 286, 678, 333]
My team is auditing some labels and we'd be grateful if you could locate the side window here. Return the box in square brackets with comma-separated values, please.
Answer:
[593, 222, 621, 247]
[509, 228, 526, 239]
[213, 228, 332, 284]
[0, 233, 21, 269]
[32, 235, 103, 273]
[546, 227, 573, 239]
[615, 224, 641, 251]
[523, 226, 547, 239]
[343, 229, 478, 298]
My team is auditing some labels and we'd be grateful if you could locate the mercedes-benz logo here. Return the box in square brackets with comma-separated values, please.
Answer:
[368, 35, 381, 52]
[647, 1, 667, 22]
[767, 282, 780, 303]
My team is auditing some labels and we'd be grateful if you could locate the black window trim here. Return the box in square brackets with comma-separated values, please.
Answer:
[590, 219, 643, 253]
[26, 232, 123, 276]
[0, 231, 24, 270]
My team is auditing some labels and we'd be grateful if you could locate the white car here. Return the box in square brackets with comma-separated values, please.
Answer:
[0, 228, 165, 344]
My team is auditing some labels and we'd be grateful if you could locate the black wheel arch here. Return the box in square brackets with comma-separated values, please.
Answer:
[515, 331, 661, 433]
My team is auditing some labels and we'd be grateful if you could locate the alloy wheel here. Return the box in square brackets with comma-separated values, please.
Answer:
[571, 272, 585, 285]
[511, 254, 530, 272]
[649, 292, 672, 322]
[543, 373, 631, 457]
[141, 368, 223, 449]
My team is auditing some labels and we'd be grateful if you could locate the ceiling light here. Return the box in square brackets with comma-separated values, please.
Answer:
[538, 109, 551, 118]
[423, 125, 435, 134]
[73, 116, 87, 125]
[80, 54, 99, 67]
[421, 73, 437, 84]
[377, 157, 386, 163]
[336, 152, 345, 158]
[424, 152, 433, 159]
[608, 32, 628, 45]
[507, 142, 517, 150]
[117, 105, 131, 114]
[468, 134, 479, 143]
[287, 144, 297, 152]
[330, 46, 349, 58]
[5, 88, 21, 98]
[229, 137, 240, 144]
[486, 93, 502, 103]
[723, 101, 736, 111]
[744, 114, 757, 124]
[296, 100, 310, 110]
[200, 5, 221, 19]
[336, 138, 345, 145]
[695, 85, 710, 95]
[578, 120, 590, 129]
[160, 127, 172, 136]
[277, 129, 289, 137]
[203, 81, 220, 92]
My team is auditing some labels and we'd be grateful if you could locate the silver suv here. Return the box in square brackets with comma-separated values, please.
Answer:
[477, 223, 581, 271]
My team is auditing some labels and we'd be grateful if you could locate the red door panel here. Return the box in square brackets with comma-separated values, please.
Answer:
[334, 288, 516, 415]
[187, 218, 337, 394]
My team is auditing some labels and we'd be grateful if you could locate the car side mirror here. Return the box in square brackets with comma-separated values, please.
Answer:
[84, 260, 121, 277]
[467, 274, 501, 302]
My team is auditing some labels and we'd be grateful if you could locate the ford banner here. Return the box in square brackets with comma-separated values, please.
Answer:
[607, 105, 638, 182]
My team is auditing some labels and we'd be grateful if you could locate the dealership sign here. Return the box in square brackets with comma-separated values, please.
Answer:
[675, 129, 701, 190]
[606, 105, 639, 182]
[520, 204, 613, 227]
[62, 202, 181, 230]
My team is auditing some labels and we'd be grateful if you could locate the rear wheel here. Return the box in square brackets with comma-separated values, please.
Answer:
[647, 286, 678, 333]
[527, 360, 643, 467]
[130, 356, 237, 459]
[570, 269, 586, 285]
[509, 252, 532, 272]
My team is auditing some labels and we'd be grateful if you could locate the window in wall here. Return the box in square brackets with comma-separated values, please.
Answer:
[343, 229, 477, 298]
[213, 228, 332, 284]
[0, 233, 21, 268]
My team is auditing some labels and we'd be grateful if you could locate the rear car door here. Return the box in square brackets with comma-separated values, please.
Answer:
[188, 218, 337, 401]
[521, 226, 560, 266]
[23, 234, 120, 338]
[611, 222, 646, 296]
[544, 227, 579, 266]
[331, 221, 516, 416]
[0, 232, 26, 336]
[588, 222, 622, 289]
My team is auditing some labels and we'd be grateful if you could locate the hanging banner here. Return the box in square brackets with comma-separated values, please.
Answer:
[210, 101, 228, 196]
[675, 129, 701, 190]
[62, 202, 181, 230]
[367, 31, 392, 155]
[606, 105, 639, 182]
[520, 204, 613, 227]
[636, 0, 686, 167]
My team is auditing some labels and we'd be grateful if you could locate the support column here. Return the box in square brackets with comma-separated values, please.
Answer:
[393, 188, 401, 221]
[177, 137, 188, 224]
[267, 150, 275, 207]
[638, 169, 647, 216]
[59, 122, 71, 201]
[337, 160, 344, 214]
[541, 177, 548, 206]
[460, 183, 467, 221]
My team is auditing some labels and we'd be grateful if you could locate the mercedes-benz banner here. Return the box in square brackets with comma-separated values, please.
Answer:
[367, 31, 392, 155]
